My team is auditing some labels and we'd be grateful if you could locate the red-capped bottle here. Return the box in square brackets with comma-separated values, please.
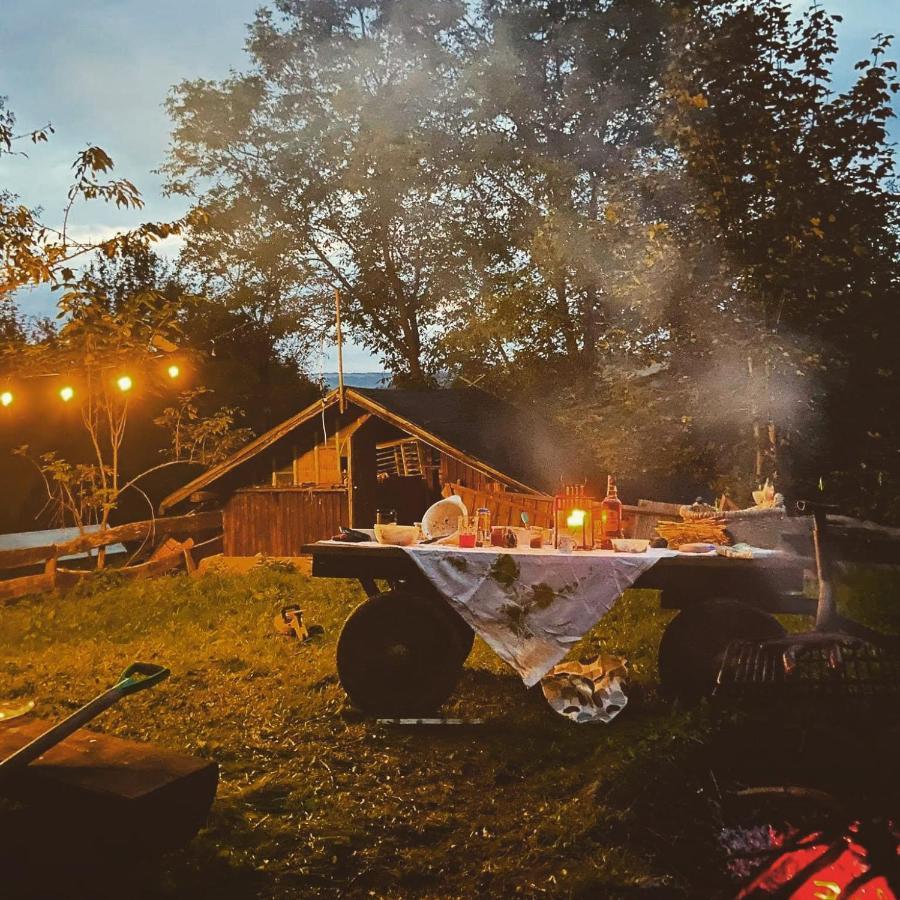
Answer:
[600, 475, 623, 543]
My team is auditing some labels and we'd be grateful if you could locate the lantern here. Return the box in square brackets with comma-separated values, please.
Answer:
[553, 484, 595, 550]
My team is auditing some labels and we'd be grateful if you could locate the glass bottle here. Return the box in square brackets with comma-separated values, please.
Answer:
[600, 475, 623, 545]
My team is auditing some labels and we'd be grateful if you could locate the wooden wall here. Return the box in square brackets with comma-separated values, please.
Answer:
[223, 488, 347, 557]
[439, 455, 496, 493]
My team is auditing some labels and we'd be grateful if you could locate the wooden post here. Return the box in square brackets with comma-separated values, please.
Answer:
[335, 289, 345, 414]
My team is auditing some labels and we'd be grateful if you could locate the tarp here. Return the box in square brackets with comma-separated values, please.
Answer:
[0, 525, 127, 562]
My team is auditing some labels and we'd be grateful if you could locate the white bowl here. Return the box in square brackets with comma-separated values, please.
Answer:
[421, 495, 467, 539]
[374, 524, 420, 546]
[611, 538, 650, 553]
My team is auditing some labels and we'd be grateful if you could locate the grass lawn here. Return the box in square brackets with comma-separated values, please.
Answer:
[1, 563, 897, 898]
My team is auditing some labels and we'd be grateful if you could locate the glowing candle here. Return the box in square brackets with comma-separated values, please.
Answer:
[567, 508, 587, 549]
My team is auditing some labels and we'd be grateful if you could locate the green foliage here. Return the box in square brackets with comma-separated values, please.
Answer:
[660, 0, 900, 514]
[12, 445, 111, 528]
[162, 1, 900, 516]
[155, 387, 253, 466]
[2, 273, 189, 527]
[165, 1, 482, 384]
[0, 96, 201, 295]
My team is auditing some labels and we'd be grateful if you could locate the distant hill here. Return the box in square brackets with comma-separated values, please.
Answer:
[321, 372, 389, 389]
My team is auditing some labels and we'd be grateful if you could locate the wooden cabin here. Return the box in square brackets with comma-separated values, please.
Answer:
[160, 387, 582, 557]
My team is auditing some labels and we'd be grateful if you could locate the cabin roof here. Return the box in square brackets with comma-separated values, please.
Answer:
[350, 388, 565, 492]
[160, 387, 571, 512]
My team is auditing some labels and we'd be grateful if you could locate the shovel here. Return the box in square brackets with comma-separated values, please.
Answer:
[0, 662, 169, 776]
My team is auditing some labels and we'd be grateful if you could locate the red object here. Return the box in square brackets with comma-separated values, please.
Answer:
[459, 533, 476, 549]
[737, 821, 898, 899]
[600, 475, 623, 542]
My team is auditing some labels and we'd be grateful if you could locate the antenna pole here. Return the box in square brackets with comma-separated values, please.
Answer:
[335, 288, 345, 414]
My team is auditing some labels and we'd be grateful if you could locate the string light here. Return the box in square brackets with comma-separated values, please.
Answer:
[60, 386, 75, 402]
[167, 364, 180, 379]
[0, 391, 12, 407]
[116, 375, 133, 393]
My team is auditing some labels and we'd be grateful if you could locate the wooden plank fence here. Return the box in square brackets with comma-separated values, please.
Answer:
[0, 511, 223, 603]
[443, 483, 684, 538]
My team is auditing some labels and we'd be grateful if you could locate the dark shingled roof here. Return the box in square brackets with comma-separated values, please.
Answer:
[351, 387, 574, 494]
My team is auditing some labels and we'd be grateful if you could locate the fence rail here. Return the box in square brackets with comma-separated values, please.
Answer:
[0, 511, 223, 603]
[0, 511, 223, 573]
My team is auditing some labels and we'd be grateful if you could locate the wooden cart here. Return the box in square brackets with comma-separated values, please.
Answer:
[303, 542, 812, 714]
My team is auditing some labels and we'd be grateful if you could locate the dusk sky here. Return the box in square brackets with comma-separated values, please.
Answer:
[2, 0, 897, 372]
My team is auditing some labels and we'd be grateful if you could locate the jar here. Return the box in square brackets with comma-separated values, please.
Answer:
[476, 507, 491, 546]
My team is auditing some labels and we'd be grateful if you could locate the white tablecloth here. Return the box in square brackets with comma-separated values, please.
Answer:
[397, 544, 677, 686]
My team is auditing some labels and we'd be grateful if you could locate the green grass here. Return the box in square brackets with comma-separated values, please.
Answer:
[0, 564, 897, 898]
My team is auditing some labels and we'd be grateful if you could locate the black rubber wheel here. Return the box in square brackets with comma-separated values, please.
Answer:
[658, 598, 787, 702]
[429, 599, 476, 664]
[336, 590, 465, 716]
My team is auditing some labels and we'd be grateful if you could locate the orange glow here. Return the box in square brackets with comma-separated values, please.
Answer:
[167, 364, 180, 379]
[116, 375, 133, 392]
[59, 385, 75, 402]
[0, 391, 12, 407]
[567, 509, 586, 528]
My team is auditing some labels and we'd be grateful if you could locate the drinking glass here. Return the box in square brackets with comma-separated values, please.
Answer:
[458, 515, 477, 549]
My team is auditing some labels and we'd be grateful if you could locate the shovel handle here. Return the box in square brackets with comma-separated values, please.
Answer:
[0, 662, 169, 774]
[115, 662, 170, 695]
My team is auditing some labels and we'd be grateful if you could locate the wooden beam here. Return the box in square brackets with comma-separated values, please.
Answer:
[0, 572, 57, 604]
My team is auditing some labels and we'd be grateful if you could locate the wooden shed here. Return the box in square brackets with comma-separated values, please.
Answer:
[160, 387, 578, 557]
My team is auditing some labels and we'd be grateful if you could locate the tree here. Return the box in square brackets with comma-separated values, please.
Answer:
[441, 0, 676, 385]
[0, 96, 200, 295]
[661, 0, 900, 516]
[165, 0, 487, 384]
[6, 278, 187, 531]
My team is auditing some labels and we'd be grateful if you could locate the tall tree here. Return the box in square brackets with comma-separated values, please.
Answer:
[662, 0, 900, 516]
[441, 0, 675, 385]
[165, 0, 488, 384]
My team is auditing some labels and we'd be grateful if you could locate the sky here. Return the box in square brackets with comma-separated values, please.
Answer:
[2, 0, 898, 372]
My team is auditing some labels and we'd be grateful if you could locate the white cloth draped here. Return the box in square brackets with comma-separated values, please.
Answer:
[399, 545, 676, 686]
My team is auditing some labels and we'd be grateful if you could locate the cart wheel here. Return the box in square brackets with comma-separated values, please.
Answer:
[336, 591, 465, 716]
[430, 600, 475, 664]
[658, 598, 786, 702]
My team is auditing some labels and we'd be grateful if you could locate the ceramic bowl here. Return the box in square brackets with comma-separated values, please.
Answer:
[611, 538, 650, 553]
[374, 524, 420, 546]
